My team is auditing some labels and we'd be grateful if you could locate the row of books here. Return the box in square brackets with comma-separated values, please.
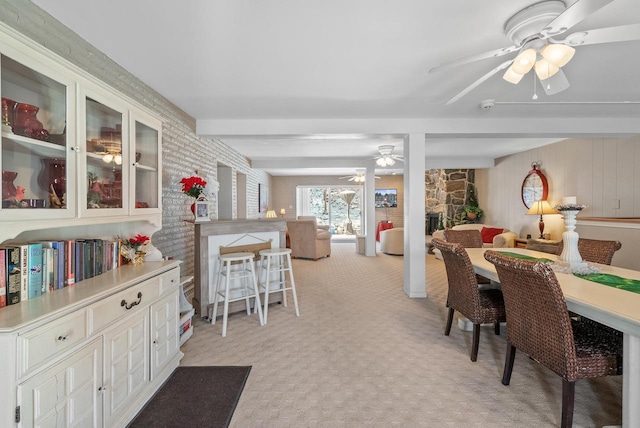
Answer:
[0, 239, 123, 308]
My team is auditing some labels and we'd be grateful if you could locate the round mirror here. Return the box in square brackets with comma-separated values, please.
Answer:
[521, 162, 548, 208]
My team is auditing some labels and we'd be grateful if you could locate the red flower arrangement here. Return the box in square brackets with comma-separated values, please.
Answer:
[126, 234, 150, 250]
[180, 176, 207, 198]
[120, 234, 151, 265]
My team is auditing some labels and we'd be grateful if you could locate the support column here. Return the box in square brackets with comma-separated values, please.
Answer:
[365, 162, 377, 256]
[403, 133, 426, 298]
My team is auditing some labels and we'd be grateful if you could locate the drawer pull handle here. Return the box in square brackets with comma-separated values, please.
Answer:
[121, 292, 143, 310]
[57, 334, 69, 341]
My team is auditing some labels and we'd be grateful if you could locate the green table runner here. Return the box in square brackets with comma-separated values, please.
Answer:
[574, 273, 640, 294]
[498, 251, 554, 264]
[496, 251, 640, 294]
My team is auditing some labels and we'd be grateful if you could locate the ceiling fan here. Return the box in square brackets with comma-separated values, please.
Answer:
[430, 0, 640, 104]
[374, 145, 404, 167]
[339, 169, 380, 183]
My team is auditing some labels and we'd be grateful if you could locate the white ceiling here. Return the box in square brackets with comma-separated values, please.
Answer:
[31, 0, 640, 175]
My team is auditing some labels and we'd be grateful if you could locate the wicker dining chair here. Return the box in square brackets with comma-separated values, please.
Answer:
[444, 229, 491, 284]
[555, 238, 622, 265]
[484, 250, 622, 428]
[431, 238, 506, 362]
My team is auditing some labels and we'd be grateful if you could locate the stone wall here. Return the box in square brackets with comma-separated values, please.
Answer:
[425, 169, 476, 228]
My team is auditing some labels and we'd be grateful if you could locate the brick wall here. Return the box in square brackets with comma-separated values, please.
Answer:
[0, 1, 271, 277]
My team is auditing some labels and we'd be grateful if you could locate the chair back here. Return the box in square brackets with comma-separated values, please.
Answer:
[578, 238, 622, 265]
[431, 238, 483, 321]
[444, 229, 483, 248]
[484, 250, 576, 378]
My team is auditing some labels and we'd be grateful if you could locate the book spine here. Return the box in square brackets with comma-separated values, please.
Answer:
[19, 245, 28, 301]
[39, 242, 53, 294]
[44, 247, 54, 293]
[41, 248, 48, 294]
[64, 240, 75, 286]
[5, 247, 21, 305]
[52, 241, 64, 289]
[75, 240, 84, 283]
[95, 239, 103, 276]
[0, 248, 6, 308]
[27, 243, 43, 299]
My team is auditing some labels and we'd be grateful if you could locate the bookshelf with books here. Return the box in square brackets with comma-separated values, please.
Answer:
[0, 238, 124, 307]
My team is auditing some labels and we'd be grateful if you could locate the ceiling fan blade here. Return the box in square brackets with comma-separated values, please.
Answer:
[445, 59, 513, 105]
[540, 0, 614, 38]
[428, 45, 518, 74]
[552, 23, 640, 46]
[541, 69, 570, 96]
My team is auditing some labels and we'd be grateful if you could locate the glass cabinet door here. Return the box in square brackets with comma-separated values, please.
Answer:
[131, 112, 160, 213]
[82, 95, 128, 216]
[1, 54, 73, 219]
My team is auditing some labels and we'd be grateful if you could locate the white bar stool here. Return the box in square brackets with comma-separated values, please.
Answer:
[210, 252, 264, 337]
[258, 248, 300, 323]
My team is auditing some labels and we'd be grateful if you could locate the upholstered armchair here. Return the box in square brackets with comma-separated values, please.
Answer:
[297, 215, 330, 231]
[286, 219, 331, 260]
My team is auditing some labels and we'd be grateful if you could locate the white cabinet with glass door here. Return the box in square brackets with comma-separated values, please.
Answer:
[79, 87, 129, 218]
[1, 50, 77, 222]
[0, 28, 163, 244]
[130, 110, 161, 215]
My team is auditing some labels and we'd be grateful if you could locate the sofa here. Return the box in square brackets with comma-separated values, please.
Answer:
[286, 218, 331, 260]
[431, 224, 516, 259]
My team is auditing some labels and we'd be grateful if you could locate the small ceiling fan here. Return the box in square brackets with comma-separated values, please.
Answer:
[339, 169, 380, 183]
[374, 145, 404, 167]
[430, 0, 640, 104]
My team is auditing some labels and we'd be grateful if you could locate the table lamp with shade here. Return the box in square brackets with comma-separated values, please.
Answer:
[527, 199, 559, 239]
[280, 208, 286, 217]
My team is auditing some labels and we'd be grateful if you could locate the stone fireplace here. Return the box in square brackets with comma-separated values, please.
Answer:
[425, 169, 476, 228]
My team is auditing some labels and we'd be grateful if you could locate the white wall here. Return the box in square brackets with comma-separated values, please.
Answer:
[476, 135, 640, 270]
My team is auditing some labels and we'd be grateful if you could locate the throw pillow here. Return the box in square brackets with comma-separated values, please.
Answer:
[480, 227, 504, 244]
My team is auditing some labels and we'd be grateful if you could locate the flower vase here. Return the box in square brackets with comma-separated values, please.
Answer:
[2, 170, 17, 199]
[120, 247, 146, 266]
[133, 251, 146, 266]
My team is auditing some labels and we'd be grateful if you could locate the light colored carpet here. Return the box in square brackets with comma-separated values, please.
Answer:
[181, 244, 622, 427]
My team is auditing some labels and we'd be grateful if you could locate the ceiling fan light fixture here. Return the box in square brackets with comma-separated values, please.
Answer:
[503, 66, 525, 84]
[534, 59, 560, 80]
[540, 44, 575, 67]
[376, 156, 395, 167]
[511, 48, 537, 74]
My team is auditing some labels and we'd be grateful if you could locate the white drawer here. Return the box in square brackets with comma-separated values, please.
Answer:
[159, 269, 180, 294]
[88, 276, 160, 335]
[18, 310, 88, 378]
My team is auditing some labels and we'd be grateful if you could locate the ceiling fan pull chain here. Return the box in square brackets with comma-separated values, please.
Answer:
[532, 73, 538, 100]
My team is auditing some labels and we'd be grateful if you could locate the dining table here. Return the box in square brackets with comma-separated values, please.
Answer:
[465, 247, 640, 428]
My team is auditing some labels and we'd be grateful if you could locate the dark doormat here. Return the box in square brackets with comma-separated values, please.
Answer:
[128, 366, 251, 428]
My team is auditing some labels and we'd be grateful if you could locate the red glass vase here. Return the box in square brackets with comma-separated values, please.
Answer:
[2, 170, 17, 199]
[13, 102, 49, 141]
